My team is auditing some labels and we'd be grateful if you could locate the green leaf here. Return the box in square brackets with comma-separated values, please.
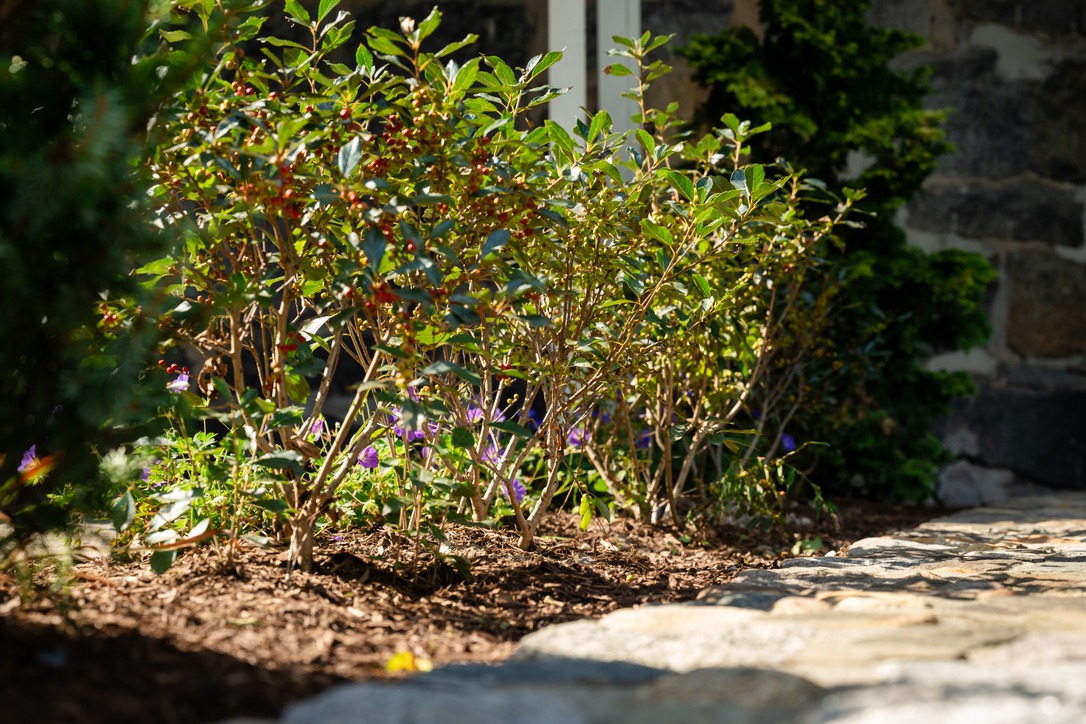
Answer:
[603, 63, 632, 77]
[640, 218, 673, 244]
[249, 496, 289, 515]
[262, 36, 310, 51]
[267, 406, 306, 430]
[665, 170, 695, 201]
[587, 109, 611, 145]
[160, 30, 193, 42]
[187, 518, 211, 539]
[355, 44, 374, 71]
[429, 219, 455, 240]
[254, 451, 305, 476]
[363, 226, 386, 272]
[730, 168, 747, 195]
[394, 287, 434, 305]
[235, 16, 267, 43]
[519, 314, 551, 328]
[435, 34, 479, 58]
[317, 0, 341, 23]
[422, 361, 481, 385]
[746, 163, 765, 196]
[110, 491, 135, 533]
[693, 274, 712, 298]
[669, 423, 691, 441]
[695, 176, 713, 202]
[417, 6, 441, 42]
[368, 34, 407, 57]
[635, 128, 656, 157]
[450, 427, 474, 449]
[286, 374, 309, 404]
[545, 120, 575, 160]
[491, 420, 534, 439]
[284, 0, 310, 24]
[482, 228, 511, 257]
[337, 136, 362, 177]
[578, 493, 593, 531]
[524, 50, 563, 81]
[450, 57, 480, 95]
[150, 550, 177, 575]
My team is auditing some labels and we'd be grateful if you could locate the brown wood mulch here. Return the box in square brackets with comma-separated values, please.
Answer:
[0, 500, 946, 724]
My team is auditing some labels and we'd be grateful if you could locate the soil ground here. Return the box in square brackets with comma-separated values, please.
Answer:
[0, 500, 946, 724]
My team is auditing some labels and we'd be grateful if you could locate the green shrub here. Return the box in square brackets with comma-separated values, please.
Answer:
[680, 0, 996, 500]
[0, 0, 202, 544]
[126, 3, 849, 573]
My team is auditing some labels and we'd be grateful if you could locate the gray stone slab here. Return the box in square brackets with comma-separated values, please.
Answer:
[513, 605, 814, 671]
[283, 683, 585, 724]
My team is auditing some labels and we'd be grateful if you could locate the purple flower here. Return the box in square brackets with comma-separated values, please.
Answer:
[781, 433, 796, 453]
[358, 446, 380, 468]
[482, 442, 504, 465]
[397, 425, 426, 442]
[307, 417, 329, 443]
[635, 428, 652, 450]
[390, 408, 427, 442]
[567, 426, 588, 448]
[527, 409, 541, 431]
[18, 446, 37, 473]
[141, 466, 151, 482]
[166, 373, 189, 393]
[466, 403, 506, 425]
[500, 477, 526, 503]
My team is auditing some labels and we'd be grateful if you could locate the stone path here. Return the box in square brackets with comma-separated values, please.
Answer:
[252, 493, 1086, 723]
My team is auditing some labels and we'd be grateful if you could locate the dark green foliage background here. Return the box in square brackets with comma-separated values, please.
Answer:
[0, 0, 193, 536]
[681, 0, 996, 499]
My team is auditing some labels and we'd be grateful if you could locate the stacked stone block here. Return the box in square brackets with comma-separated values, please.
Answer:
[869, 0, 1086, 502]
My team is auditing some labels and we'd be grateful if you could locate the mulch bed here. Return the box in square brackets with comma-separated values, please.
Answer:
[0, 500, 946, 724]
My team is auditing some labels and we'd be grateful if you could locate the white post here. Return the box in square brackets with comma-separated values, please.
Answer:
[597, 0, 640, 135]
[547, 0, 587, 127]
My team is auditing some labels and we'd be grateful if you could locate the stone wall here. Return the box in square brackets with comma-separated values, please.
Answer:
[335, 1, 1085, 503]
[866, 0, 1086, 504]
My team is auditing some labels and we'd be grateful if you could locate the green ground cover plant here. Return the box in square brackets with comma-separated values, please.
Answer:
[680, 0, 996, 501]
[102, 1, 856, 574]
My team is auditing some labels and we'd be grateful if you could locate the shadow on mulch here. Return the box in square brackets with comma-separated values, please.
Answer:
[1, 615, 342, 724]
